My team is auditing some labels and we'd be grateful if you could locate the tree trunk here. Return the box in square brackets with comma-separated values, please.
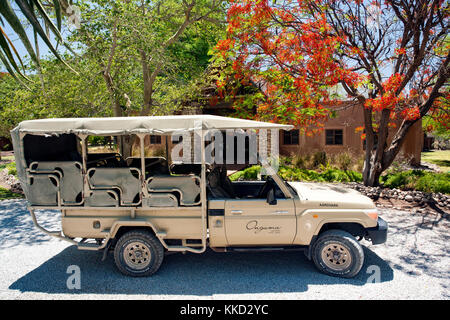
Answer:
[101, 70, 136, 158]
[363, 118, 414, 187]
[364, 154, 383, 187]
[120, 135, 135, 160]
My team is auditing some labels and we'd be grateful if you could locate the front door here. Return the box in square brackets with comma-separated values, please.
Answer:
[224, 198, 296, 246]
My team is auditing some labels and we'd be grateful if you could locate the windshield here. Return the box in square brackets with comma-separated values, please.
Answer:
[278, 174, 298, 197]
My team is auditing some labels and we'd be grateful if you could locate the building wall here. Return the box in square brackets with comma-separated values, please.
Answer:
[279, 103, 423, 164]
[400, 120, 423, 165]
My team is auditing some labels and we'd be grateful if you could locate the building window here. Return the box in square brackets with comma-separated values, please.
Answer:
[283, 129, 299, 145]
[325, 129, 343, 145]
[150, 135, 161, 144]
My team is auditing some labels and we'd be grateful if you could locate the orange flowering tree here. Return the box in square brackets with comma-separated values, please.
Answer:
[216, 0, 449, 186]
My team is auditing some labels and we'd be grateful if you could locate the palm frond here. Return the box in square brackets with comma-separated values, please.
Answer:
[0, 25, 30, 81]
[0, 0, 77, 84]
[0, 0, 39, 67]
[16, 0, 76, 72]
[0, 49, 30, 89]
[0, 25, 26, 72]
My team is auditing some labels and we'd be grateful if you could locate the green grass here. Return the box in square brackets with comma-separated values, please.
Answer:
[0, 161, 17, 176]
[0, 161, 21, 200]
[421, 150, 450, 172]
[0, 186, 23, 200]
[0, 155, 14, 161]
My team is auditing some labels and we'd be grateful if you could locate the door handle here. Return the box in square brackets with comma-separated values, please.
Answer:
[230, 210, 243, 215]
[272, 210, 289, 214]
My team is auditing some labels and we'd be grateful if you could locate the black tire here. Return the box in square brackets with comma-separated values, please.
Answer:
[311, 229, 364, 278]
[113, 230, 164, 277]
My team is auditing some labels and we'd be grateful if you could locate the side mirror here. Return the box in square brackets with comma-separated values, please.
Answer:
[267, 188, 277, 205]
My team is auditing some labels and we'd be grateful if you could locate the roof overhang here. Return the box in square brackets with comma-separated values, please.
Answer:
[12, 115, 294, 136]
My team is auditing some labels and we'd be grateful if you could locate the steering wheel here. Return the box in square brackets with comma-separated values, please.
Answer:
[257, 176, 275, 198]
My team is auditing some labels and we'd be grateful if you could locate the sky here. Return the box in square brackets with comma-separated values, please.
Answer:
[0, 3, 74, 73]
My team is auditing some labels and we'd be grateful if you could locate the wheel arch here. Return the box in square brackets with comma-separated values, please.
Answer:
[317, 222, 367, 239]
[304, 221, 367, 261]
[110, 221, 158, 240]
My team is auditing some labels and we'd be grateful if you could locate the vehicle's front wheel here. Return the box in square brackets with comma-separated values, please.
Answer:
[113, 230, 164, 277]
[311, 229, 364, 278]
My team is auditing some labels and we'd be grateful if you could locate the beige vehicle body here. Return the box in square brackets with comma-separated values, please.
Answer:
[11, 115, 387, 277]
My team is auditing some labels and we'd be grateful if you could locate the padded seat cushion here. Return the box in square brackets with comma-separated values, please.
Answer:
[144, 193, 178, 207]
[84, 190, 119, 207]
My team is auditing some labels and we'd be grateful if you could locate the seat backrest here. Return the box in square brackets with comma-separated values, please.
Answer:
[29, 161, 83, 204]
[27, 173, 59, 206]
[88, 167, 141, 205]
[147, 175, 200, 206]
[207, 168, 230, 198]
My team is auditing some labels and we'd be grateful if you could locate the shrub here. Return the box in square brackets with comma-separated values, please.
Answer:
[229, 165, 261, 181]
[149, 146, 166, 157]
[290, 153, 312, 169]
[353, 156, 365, 172]
[381, 170, 450, 194]
[0, 186, 22, 200]
[280, 156, 292, 166]
[414, 172, 450, 194]
[231, 165, 363, 183]
[334, 152, 352, 171]
[6, 162, 16, 176]
[0, 161, 17, 176]
[87, 136, 111, 146]
[312, 151, 327, 168]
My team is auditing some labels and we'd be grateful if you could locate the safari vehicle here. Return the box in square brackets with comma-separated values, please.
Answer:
[11, 115, 387, 278]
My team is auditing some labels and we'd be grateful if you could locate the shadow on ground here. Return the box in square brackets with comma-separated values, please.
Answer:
[0, 199, 61, 249]
[9, 246, 393, 296]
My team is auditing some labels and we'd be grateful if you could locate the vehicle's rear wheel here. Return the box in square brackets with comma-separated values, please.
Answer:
[311, 229, 364, 278]
[114, 230, 164, 277]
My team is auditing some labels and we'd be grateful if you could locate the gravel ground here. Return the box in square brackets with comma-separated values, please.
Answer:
[0, 198, 448, 300]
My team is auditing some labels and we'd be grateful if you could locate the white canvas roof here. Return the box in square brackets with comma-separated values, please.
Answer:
[13, 115, 293, 135]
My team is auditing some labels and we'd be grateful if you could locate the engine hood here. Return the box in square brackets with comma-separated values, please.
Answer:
[288, 182, 376, 209]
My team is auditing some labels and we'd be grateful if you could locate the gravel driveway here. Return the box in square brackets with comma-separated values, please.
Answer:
[0, 199, 448, 300]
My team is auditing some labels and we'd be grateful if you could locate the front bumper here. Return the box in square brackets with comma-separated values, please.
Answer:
[365, 217, 388, 245]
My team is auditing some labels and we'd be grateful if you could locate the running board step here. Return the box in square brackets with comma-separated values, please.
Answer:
[77, 243, 101, 251]
[228, 246, 306, 252]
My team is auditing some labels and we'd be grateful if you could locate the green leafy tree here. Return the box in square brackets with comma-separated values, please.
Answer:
[0, 0, 226, 158]
[0, 55, 111, 137]
[71, 0, 225, 117]
[67, 0, 225, 156]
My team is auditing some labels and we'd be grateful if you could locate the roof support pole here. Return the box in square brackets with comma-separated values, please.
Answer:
[199, 125, 207, 253]
[78, 134, 88, 174]
[18, 132, 27, 177]
[78, 134, 90, 199]
[138, 133, 149, 197]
